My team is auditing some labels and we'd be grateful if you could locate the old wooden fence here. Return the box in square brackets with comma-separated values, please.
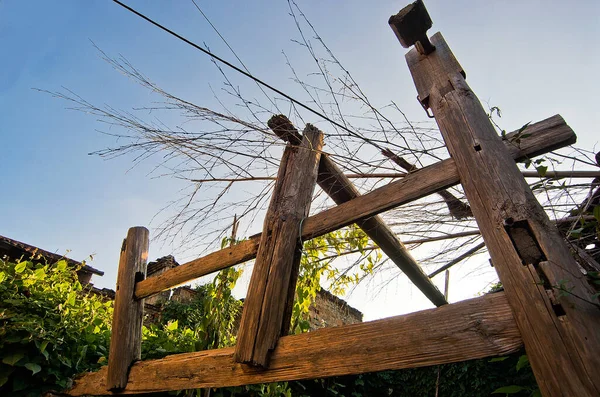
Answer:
[66, 1, 600, 396]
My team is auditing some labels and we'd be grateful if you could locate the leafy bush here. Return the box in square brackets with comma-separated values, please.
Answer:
[0, 259, 112, 396]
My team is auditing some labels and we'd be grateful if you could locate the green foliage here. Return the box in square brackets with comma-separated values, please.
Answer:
[291, 226, 381, 333]
[154, 267, 243, 355]
[0, 256, 245, 396]
[0, 259, 112, 396]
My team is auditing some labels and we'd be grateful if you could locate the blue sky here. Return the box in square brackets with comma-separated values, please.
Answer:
[1, 1, 598, 319]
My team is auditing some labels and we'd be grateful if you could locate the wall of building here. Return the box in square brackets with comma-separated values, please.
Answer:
[308, 289, 363, 329]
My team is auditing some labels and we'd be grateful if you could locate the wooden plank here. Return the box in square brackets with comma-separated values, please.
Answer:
[234, 125, 324, 367]
[404, 32, 600, 396]
[381, 147, 472, 219]
[135, 238, 259, 299]
[133, 115, 575, 300]
[67, 292, 522, 395]
[301, 157, 459, 239]
[106, 227, 149, 391]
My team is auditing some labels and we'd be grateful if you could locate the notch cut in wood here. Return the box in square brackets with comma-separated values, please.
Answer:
[504, 219, 546, 266]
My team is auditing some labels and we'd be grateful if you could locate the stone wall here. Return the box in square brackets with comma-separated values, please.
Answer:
[144, 255, 180, 306]
[308, 289, 363, 329]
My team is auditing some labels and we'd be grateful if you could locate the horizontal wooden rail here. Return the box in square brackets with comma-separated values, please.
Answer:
[67, 292, 521, 395]
[135, 114, 574, 299]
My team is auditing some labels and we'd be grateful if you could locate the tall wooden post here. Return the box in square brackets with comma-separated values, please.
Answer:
[234, 125, 323, 367]
[106, 227, 149, 391]
[392, 14, 600, 394]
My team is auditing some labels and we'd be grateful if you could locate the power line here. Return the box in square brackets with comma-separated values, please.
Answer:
[110, 0, 370, 144]
[189, 0, 280, 113]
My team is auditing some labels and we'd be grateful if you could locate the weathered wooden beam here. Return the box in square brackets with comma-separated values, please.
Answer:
[403, 31, 600, 396]
[269, 115, 447, 306]
[135, 238, 259, 299]
[67, 292, 521, 395]
[106, 227, 149, 391]
[234, 125, 324, 367]
[381, 147, 472, 219]
[133, 114, 575, 300]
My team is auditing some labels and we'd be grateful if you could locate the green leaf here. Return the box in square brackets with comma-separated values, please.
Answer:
[516, 355, 530, 371]
[166, 320, 178, 331]
[593, 206, 600, 222]
[530, 389, 542, 397]
[518, 122, 531, 134]
[493, 385, 527, 394]
[24, 362, 41, 375]
[14, 262, 27, 274]
[59, 356, 72, 368]
[66, 292, 76, 306]
[39, 340, 49, 353]
[0, 373, 9, 388]
[34, 267, 46, 280]
[56, 260, 67, 271]
[489, 356, 509, 362]
[2, 352, 25, 366]
[569, 228, 584, 238]
[536, 166, 548, 177]
[0, 366, 15, 388]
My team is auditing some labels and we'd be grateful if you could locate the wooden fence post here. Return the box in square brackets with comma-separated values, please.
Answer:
[393, 14, 600, 394]
[234, 125, 323, 367]
[106, 227, 149, 391]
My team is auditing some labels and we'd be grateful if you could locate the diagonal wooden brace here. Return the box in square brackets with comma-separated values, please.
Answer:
[268, 115, 447, 306]
[234, 125, 324, 367]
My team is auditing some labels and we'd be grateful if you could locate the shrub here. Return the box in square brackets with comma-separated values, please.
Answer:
[0, 259, 112, 396]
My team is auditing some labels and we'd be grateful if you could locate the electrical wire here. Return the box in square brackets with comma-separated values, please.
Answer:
[111, 0, 379, 148]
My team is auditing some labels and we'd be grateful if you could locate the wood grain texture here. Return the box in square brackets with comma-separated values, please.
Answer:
[67, 292, 522, 395]
[234, 126, 323, 367]
[406, 32, 600, 396]
[106, 227, 149, 391]
[135, 238, 260, 299]
[133, 115, 575, 301]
